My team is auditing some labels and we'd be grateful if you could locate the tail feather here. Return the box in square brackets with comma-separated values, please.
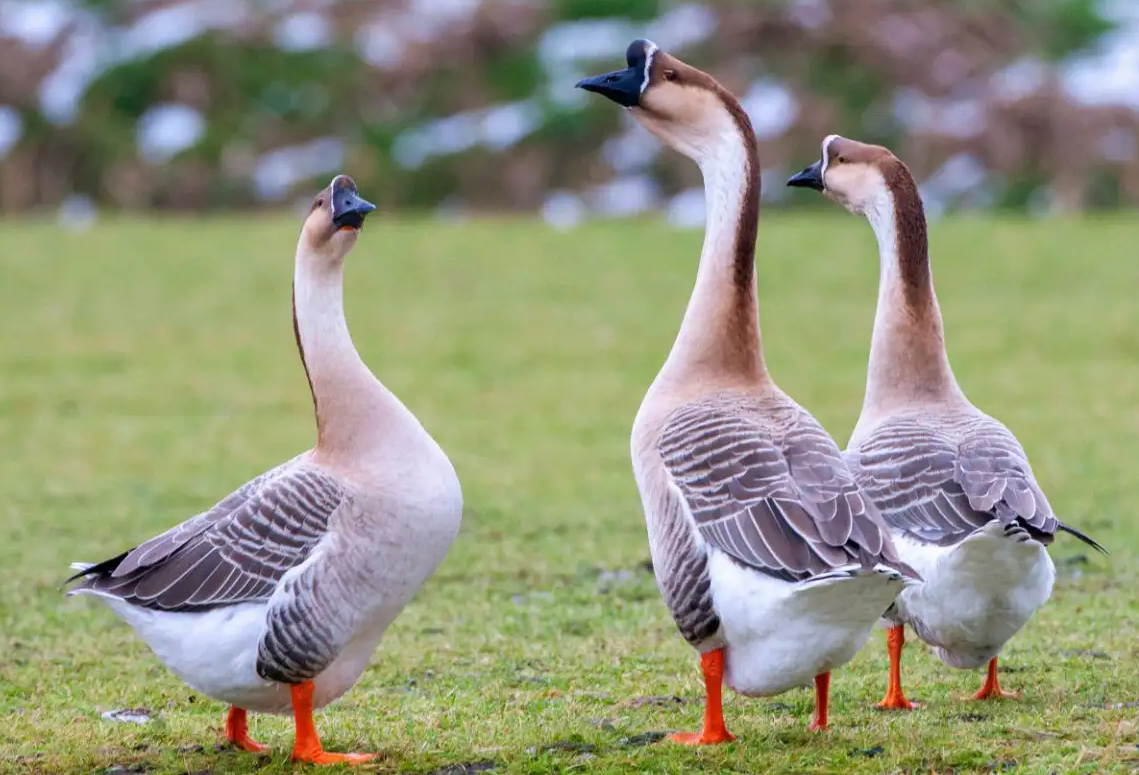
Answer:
[63, 550, 130, 586]
[1056, 520, 1108, 555]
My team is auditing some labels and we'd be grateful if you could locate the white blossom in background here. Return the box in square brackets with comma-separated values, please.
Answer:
[645, 4, 717, 50]
[355, 22, 404, 69]
[0, 0, 72, 49]
[136, 104, 206, 164]
[273, 12, 332, 52]
[789, 0, 831, 30]
[601, 116, 660, 173]
[667, 188, 705, 229]
[393, 100, 542, 169]
[990, 58, 1048, 102]
[541, 191, 586, 230]
[892, 89, 985, 140]
[739, 80, 799, 140]
[0, 106, 22, 160]
[253, 138, 345, 201]
[586, 175, 659, 218]
[58, 194, 97, 232]
[920, 153, 991, 217]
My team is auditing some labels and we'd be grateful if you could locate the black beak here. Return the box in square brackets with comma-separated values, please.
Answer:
[786, 160, 825, 192]
[330, 175, 377, 230]
[576, 67, 642, 108]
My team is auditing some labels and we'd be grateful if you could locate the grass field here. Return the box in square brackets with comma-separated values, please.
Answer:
[0, 213, 1136, 775]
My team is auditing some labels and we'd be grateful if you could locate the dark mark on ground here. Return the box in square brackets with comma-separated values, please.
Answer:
[177, 745, 205, 754]
[987, 760, 1018, 772]
[527, 741, 597, 755]
[998, 665, 1027, 673]
[639, 558, 654, 573]
[625, 695, 688, 708]
[589, 718, 617, 731]
[619, 732, 667, 747]
[1063, 649, 1110, 659]
[852, 745, 883, 757]
[959, 713, 986, 722]
[421, 627, 445, 635]
[767, 702, 794, 711]
[1055, 554, 1089, 567]
[425, 761, 498, 775]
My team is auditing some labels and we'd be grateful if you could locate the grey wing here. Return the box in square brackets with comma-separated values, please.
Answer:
[848, 415, 1056, 546]
[68, 461, 345, 611]
[641, 469, 722, 647]
[659, 402, 912, 583]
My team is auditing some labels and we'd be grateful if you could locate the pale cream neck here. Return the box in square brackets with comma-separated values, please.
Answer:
[861, 188, 961, 416]
[654, 123, 766, 392]
[292, 246, 400, 455]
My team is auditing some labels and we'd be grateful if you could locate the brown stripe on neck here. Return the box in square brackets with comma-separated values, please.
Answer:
[880, 159, 933, 314]
[292, 283, 321, 441]
[711, 83, 763, 377]
[717, 87, 761, 292]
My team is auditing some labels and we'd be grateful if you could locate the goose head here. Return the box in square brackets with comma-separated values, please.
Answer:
[300, 175, 377, 262]
[785, 135, 901, 216]
[576, 39, 750, 165]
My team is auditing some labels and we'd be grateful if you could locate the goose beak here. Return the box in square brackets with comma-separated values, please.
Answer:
[330, 178, 377, 231]
[576, 67, 642, 108]
[786, 161, 824, 192]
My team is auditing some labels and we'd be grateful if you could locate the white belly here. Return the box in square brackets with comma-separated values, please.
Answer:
[88, 595, 399, 714]
[708, 551, 906, 697]
[891, 522, 1055, 668]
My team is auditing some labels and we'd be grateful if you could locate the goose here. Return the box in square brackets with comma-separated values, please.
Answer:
[786, 136, 1106, 709]
[576, 42, 917, 744]
[65, 175, 463, 764]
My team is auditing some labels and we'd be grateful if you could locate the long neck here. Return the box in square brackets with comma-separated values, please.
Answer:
[657, 118, 765, 388]
[293, 247, 396, 453]
[862, 170, 959, 413]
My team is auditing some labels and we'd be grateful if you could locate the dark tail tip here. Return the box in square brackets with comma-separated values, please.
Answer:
[1057, 521, 1109, 555]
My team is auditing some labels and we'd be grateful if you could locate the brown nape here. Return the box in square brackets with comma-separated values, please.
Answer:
[880, 157, 932, 314]
[720, 86, 761, 294]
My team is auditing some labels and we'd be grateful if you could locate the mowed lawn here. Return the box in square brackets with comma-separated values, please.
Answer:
[0, 213, 1136, 775]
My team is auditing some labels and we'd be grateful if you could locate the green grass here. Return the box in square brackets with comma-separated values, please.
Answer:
[0, 214, 1136, 775]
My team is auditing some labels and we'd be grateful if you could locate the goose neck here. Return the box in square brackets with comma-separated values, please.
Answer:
[292, 249, 392, 451]
[657, 121, 766, 388]
[862, 177, 959, 412]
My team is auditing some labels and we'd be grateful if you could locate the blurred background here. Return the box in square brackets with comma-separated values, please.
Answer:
[0, 0, 1137, 224]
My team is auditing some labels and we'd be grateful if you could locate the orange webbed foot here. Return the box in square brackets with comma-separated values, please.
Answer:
[972, 686, 1021, 701]
[668, 649, 736, 745]
[669, 729, 735, 746]
[224, 706, 267, 753]
[289, 681, 376, 765]
[971, 658, 1020, 701]
[291, 749, 376, 765]
[876, 689, 922, 711]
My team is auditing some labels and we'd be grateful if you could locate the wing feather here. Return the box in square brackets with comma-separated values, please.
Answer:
[67, 460, 345, 611]
[659, 397, 913, 582]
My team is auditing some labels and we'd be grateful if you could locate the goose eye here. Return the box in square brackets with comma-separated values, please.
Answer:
[663, 69, 677, 82]
[836, 155, 846, 164]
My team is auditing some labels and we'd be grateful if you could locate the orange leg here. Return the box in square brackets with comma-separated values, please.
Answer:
[972, 657, 1020, 701]
[290, 681, 375, 765]
[224, 706, 266, 753]
[670, 648, 736, 745]
[876, 625, 920, 710]
[807, 671, 830, 732]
